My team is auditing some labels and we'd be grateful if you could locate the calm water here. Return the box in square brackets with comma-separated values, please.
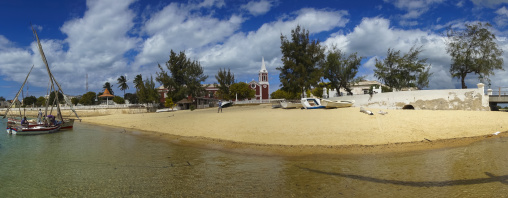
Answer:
[1, 120, 508, 197]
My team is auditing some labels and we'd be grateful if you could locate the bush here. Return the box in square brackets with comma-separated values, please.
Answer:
[190, 104, 195, 111]
[112, 96, 125, 104]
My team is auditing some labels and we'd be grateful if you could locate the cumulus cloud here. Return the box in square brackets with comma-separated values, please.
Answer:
[324, 17, 457, 89]
[385, 0, 445, 19]
[241, 0, 274, 16]
[470, 0, 508, 8]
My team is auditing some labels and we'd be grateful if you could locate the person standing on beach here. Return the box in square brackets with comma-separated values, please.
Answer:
[218, 100, 222, 113]
[37, 109, 42, 124]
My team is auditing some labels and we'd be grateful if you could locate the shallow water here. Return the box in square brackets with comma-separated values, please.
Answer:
[1, 120, 508, 197]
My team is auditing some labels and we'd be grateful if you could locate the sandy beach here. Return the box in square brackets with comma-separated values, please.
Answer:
[81, 104, 508, 155]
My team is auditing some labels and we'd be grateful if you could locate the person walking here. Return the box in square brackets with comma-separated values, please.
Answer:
[37, 109, 43, 124]
[218, 100, 222, 113]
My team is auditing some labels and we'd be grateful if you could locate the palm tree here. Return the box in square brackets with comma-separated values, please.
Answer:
[103, 82, 114, 95]
[133, 74, 143, 91]
[117, 75, 129, 97]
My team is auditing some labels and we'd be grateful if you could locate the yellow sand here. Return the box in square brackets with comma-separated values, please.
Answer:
[81, 104, 508, 146]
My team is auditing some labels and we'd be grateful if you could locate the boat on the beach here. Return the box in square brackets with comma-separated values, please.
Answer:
[270, 99, 284, 108]
[320, 99, 355, 109]
[301, 98, 326, 109]
[280, 100, 303, 109]
[221, 101, 233, 108]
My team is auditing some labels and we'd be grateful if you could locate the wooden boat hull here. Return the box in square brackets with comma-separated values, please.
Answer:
[6, 125, 61, 135]
[301, 98, 326, 109]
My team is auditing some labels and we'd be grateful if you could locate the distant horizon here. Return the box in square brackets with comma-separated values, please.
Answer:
[1, 0, 508, 100]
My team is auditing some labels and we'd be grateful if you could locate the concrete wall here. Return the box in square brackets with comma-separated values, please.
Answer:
[329, 83, 490, 111]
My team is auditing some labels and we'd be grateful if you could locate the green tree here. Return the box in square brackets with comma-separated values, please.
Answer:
[124, 93, 138, 104]
[322, 46, 364, 95]
[165, 98, 174, 108]
[215, 68, 235, 100]
[71, 97, 79, 106]
[270, 89, 301, 99]
[229, 82, 255, 100]
[446, 22, 504, 89]
[374, 46, 432, 90]
[278, 25, 325, 98]
[138, 76, 159, 105]
[36, 96, 46, 107]
[117, 75, 129, 96]
[156, 50, 207, 102]
[133, 74, 143, 91]
[112, 96, 125, 104]
[23, 96, 37, 106]
[0, 96, 5, 102]
[49, 91, 64, 105]
[103, 82, 114, 95]
[79, 92, 97, 105]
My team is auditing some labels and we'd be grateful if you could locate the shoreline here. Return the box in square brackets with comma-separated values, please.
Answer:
[81, 104, 508, 156]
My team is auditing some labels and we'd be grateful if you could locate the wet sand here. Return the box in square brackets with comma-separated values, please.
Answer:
[81, 104, 508, 155]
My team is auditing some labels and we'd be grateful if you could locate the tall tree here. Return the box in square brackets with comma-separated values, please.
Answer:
[103, 82, 114, 95]
[156, 50, 207, 102]
[278, 25, 325, 98]
[138, 75, 159, 105]
[374, 46, 432, 90]
[117, 75, 129, 96]
[215, 68, 235, 99]
[322, 46, 364, 95]
[446, 22, 504, 89]
[79, 92, 97, 105]
[133, 74, 143, 91]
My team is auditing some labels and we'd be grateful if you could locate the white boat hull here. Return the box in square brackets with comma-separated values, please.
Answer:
[320, 99, 355, 108]
[6, 125, 61, 135]
[280, 101, 303, 109]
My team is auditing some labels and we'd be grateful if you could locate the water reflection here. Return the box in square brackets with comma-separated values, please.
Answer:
[1, 120, 508, 197]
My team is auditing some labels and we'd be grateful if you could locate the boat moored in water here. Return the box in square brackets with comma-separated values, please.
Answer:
[7, 125, 61, 135]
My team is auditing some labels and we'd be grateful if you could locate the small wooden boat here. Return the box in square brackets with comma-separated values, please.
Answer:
[280, 100, 303, 109]
[320, 99, 355, 108]
[301, 98, 325, 109]
[6, 125, 61, 135]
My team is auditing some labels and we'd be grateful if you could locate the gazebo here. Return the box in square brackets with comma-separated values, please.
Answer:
[99, 88, 114, 105]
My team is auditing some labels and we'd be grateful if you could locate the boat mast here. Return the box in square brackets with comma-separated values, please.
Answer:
[2, 65, 34, 119]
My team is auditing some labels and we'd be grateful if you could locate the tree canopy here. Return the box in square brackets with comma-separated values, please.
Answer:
[446, 22, 504, 88]
[103, 82, 114, 95]
[23, 96, 37, 106]
[117, 75, 129, 96]
[156, 50, 208, 102]
[374, 46, 432, 90]
[215, 68, 235, 100]
[137, 75, 159, 105]
[278, 25, 325, 98]
[229, 82, 255, 100]
[79, 92, 97, 105]
[322, 46, 364, 95]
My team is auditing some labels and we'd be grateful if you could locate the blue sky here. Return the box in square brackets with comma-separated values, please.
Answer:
[1, 0, 508, 99]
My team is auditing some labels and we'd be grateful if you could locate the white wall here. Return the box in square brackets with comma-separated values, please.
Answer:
[329, 83, 489, 111]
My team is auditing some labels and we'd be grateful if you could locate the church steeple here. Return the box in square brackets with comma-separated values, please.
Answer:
[259, 57, 268, 84]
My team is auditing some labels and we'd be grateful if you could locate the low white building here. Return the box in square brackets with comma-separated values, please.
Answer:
[327, 80, 384, 97]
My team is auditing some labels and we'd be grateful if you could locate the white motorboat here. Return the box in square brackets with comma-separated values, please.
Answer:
[7, 125, 61, 135]
[301, 98, 325, 109]
[320, 99, 355, 108]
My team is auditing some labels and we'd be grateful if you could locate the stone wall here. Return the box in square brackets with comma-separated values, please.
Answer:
[328, 83, 490, 111]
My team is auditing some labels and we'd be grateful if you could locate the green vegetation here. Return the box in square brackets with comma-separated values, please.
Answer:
[374, 46, 432, 91]
[278, 25, 325, 98]
[229, 82, 255, 100]
[215, 68, 235, 100]
[156, 50, 208, 103]
[23, 96, 37, 107]
[79, 92, 97, 105]
[103, 82, 114, 95]
[446, 22, 504, 89]
[48, 91, 65, 105]
[164, 98, 174, 108]
[322, 45, 364, 95]
[36, 96, 46, 107]
[117, 75, 129, 96]
[270, 89, 301, 100]
[124, 93, 138, 104]
[71, 97, 79, 106]
[112, 96, 125, 104]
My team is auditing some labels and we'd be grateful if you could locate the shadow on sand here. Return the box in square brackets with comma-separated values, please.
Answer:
[297, 166, 508, 187]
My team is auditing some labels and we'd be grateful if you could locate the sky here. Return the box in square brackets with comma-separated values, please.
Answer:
[1, 0, 508, 99]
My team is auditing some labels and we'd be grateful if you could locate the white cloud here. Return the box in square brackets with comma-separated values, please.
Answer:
[470, 0, 508, 8]
[385, 0, 445, 19]
[241, 0, 274, 16]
